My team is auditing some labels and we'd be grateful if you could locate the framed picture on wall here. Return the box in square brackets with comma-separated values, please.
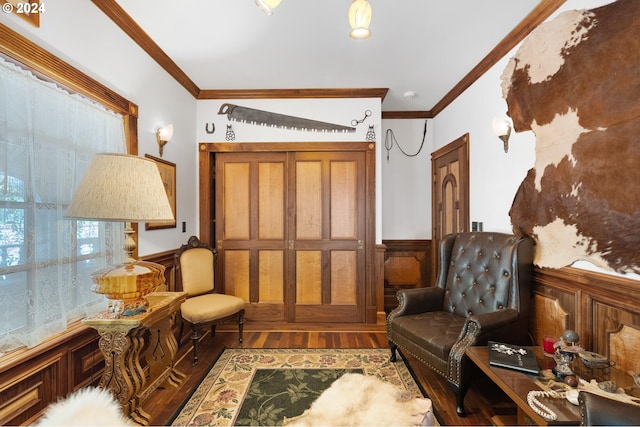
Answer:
[145, 154, 176, 230]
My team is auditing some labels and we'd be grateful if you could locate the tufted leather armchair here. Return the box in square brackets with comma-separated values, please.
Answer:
[387, 232, 534, 416]
[578, 391, 640, 425]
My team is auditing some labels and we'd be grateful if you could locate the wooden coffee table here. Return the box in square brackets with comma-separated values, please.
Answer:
[467, 345, 637, 425]
[467, 346, 576, 425]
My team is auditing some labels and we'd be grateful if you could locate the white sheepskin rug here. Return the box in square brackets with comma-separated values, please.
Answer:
[283, 373, 434, 426]
[37, 387, 132, 426]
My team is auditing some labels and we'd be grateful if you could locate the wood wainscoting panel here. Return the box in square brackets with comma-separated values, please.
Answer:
[382, 240, 431, 313]
[531, 294, 568, 348]
[609, 324, 640, 374]
[532, 267, 640, 371]
[69, 330, 103, 391]
[0, 352, 62, 425]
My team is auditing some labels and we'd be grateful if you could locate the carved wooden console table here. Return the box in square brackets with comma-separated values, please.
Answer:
[82, 292, 187, 425]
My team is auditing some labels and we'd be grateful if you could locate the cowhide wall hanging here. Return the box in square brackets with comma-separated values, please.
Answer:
[501, 0, 640, 274]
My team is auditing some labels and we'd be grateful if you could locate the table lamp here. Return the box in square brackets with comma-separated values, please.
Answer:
[65, 153, 175, 317]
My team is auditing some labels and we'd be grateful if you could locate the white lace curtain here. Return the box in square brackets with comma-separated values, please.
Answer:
[0, 56, 126, 354]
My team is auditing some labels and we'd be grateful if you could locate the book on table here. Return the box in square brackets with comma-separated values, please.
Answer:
[488, 341, 540, 374]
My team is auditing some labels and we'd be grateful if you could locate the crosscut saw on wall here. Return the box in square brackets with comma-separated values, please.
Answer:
[218, 103, 356, 133]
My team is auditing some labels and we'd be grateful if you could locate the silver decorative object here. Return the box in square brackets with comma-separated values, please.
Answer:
[225, 124, 235, 141]
[366, 125, 376, 142]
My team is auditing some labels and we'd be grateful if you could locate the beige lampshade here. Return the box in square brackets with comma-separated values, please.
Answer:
[65, 153, 174, 223]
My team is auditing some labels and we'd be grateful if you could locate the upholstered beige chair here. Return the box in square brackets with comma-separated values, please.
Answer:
[175, 235, 245, 365]
[387, 232, 534, 416]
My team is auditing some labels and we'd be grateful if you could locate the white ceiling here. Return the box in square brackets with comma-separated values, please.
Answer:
[114, 0, 540, 111]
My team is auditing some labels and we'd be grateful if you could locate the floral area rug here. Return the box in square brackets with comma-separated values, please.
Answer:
[170, 348, 427, 426]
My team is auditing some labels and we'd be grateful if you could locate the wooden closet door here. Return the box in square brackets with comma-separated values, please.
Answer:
[288, 151, 366, 322]
[217, 152, 288, 321]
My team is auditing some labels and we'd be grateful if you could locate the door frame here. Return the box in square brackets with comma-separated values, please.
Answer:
[198, 141, 379, 324]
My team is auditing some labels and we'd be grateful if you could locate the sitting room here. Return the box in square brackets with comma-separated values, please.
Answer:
[1, 0, 639, 425]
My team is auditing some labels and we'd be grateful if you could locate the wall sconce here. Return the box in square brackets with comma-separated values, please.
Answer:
[155, 124, 173, 157]
[256, 0, 281, 15]
[492, 117, 511, 153]
[349, 0, 372, 39]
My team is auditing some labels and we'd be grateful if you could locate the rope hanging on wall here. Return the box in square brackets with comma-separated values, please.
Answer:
[384, 119, 427, 162]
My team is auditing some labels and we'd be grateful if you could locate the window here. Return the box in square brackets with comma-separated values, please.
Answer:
[0, 57, 125, 354]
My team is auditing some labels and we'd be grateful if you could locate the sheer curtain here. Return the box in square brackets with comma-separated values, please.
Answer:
[0, 56, 125, 354]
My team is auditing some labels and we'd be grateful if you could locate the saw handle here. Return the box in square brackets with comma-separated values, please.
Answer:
[218, 103, 237, 117]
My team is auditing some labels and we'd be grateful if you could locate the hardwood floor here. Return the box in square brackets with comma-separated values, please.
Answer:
[145, 323, 514, 426]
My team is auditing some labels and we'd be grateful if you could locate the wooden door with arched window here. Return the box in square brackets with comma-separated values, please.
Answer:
[431, 134, 469, 282]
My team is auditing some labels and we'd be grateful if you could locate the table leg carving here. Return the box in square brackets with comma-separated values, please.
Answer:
[83, 292, 187, 426]
[97, 326, 136, 408]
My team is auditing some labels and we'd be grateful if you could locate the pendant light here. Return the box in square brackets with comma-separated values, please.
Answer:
[348, 0, 372, 39]
[256, 0, 282, 15]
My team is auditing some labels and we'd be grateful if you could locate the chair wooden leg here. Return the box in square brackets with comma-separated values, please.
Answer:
[390, 343, 398, 362]
[191, 327, 200, 366]
[238, 311, 244, 344]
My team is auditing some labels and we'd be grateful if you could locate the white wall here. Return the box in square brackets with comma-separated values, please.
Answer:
[0, 2, 198, 256]
[380, 119, 433, 239]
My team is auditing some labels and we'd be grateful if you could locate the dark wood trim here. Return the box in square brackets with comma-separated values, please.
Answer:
[200, 141, 373, 154]
[382, 111, 433, 119]
[91, 0, 200, 98]
[198, 88, 389, 100]
[430, 0, 566, 116]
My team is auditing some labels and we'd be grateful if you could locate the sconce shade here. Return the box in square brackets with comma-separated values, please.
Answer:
[156, 123, 173, 142]
[349, 0, 372, 39]
[155, 124, 173, 157]
[65, 153, 174, 316]
[65, 153, 174, 223]
[492, 117, 510, 137]
[492, 117, 512, 153]
[256, 0, 281, 15]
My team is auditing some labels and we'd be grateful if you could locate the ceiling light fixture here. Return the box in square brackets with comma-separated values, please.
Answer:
[403, 91, 417, 99]
[348, 0, 372, 39]
[256, 0, 281, 15]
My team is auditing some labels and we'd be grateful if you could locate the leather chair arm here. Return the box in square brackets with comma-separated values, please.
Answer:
[465, 308, 519, 335]
[390, 287, 445, 318]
